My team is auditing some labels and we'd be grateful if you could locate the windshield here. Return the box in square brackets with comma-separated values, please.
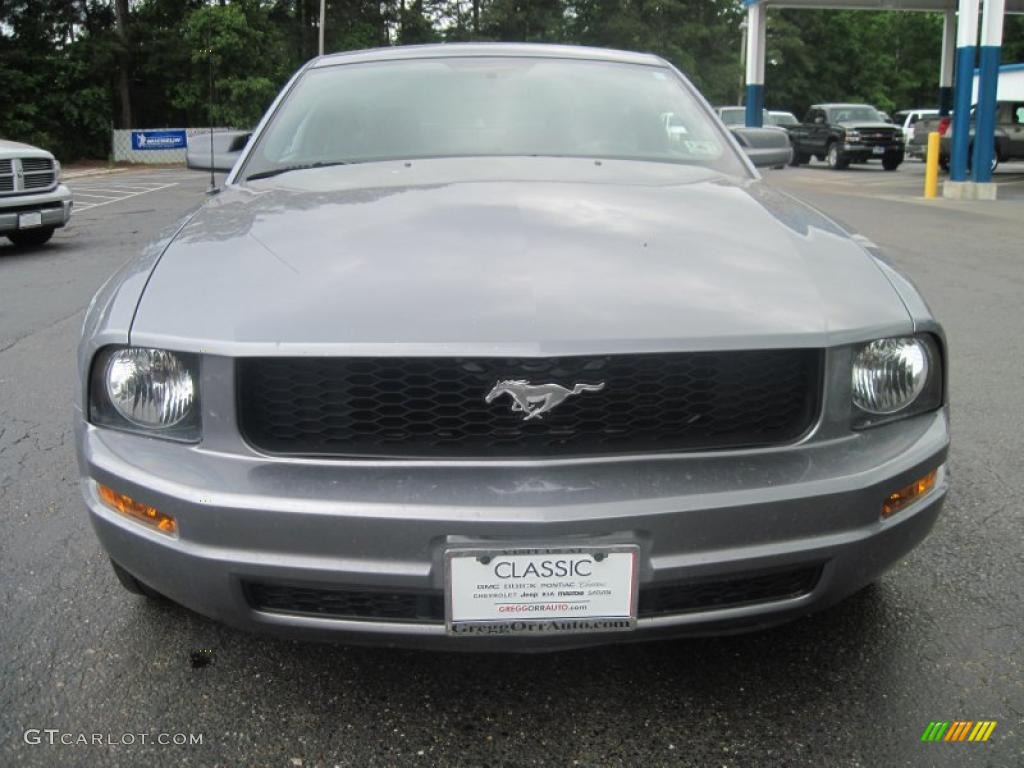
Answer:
[827, 106, 884, 123]
[242, 57, 748, 179]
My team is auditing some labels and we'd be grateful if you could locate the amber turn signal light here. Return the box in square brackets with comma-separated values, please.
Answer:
[97, 484, 177, 535]
[882, 469, 938, 519]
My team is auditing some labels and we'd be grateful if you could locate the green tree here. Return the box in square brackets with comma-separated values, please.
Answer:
[173, 1, 290, 128]
[766, 9, 943, 117]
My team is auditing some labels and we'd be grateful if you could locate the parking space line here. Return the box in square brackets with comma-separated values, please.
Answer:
[70, 182, 179, 212]
[72, 186, 167, 194]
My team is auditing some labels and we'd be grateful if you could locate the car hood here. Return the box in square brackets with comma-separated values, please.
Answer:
[0, 138, 53, 159]
[130, 157, 911, 356]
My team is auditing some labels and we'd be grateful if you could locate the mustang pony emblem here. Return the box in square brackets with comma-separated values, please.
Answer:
[484, 380, 606, 421]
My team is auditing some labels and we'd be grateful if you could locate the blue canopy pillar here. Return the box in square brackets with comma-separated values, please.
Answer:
[939, 9, 956, 115]
[949, 0, 979, 182]
[972, 0, 1005, 182]
[744, 1, 767, 127]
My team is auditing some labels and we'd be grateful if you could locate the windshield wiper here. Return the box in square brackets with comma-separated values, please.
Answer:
[246, 160, 351, 181]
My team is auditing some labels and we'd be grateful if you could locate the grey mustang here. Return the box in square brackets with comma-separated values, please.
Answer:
[75, 44, 948, 651]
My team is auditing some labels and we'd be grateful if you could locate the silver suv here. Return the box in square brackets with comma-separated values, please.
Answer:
[0, 138, 73, 247]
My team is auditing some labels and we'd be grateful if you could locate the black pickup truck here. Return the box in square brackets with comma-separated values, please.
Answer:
[785, 103, 904, 170]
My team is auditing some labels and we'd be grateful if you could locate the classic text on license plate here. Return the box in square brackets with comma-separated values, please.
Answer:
[445, 546, 638, 636]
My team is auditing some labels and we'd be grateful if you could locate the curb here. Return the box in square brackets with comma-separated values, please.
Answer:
[64, 163, 190, 180]
[63, 167, 133, 180]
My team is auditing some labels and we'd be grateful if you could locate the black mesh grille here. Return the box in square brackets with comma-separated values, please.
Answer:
[637, 565, 822, 617]
[237, 351, 821, 459]
[245, 583, 444, 623]
[244, 566, 822, 624]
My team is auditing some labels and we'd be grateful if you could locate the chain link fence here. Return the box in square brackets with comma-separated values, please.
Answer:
[111, 128, 236, 164]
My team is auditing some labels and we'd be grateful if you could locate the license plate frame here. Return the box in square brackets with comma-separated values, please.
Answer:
[18, 212, 43, 229]
[445, 545, 639, 637]
[872, 146, 886, 155]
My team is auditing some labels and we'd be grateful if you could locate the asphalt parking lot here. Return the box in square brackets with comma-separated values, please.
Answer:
[1, 165, 1021, 767]
[782, 157, 1024, 203]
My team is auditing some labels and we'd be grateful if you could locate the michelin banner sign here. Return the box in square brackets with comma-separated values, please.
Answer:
[131, 130, 188, 151]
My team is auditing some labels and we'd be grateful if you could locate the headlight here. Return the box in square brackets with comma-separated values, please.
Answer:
[89, 347, 200, 440]
[851, 336, 942, 426]
[846, 130, 862, 142]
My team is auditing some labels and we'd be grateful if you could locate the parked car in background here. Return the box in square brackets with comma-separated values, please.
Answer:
[715, 106, 769, 126]
[0, 138, 72, 247]
[910, 101, 1024, 171]
[767, 110, 799, 127]
[892, 109, 938, 152]
[788, 103, 904, 170]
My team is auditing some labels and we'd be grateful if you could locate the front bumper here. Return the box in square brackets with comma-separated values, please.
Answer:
[842, 145, 904, 162]
[0, 184, 73, 234]
[76, 403, 949, 651]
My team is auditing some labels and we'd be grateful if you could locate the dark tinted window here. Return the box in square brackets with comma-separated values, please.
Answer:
[827, 106, 884, 123]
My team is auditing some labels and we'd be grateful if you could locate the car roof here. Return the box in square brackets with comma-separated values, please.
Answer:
[312, 43, 667, 69]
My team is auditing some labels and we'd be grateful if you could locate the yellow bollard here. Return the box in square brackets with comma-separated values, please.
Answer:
[924, 131, 940, 199]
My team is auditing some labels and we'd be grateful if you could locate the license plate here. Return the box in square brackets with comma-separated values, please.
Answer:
[445, 546, 639, 636]
[872, 146, 885, 155]
[18, 212, 43, 229]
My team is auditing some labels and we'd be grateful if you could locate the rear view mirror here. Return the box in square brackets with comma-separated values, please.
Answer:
[186, 130, 252, 173]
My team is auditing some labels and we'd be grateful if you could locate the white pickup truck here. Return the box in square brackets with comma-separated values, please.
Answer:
[0, 138, 73, 247]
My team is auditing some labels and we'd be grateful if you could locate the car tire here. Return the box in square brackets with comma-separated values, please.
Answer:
[882, 155, 902, 171]
[109, 559, 165, 600]
[825, 143, 848, 170]
[6, 226, 55, 248]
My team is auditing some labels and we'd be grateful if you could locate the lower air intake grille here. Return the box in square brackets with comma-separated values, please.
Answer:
[637, 565, 822, 617]
[244, 566, 822, 624]
[245, 583, 444, 623]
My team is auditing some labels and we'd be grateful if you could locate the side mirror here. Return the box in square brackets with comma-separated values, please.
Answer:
[730, 126, 793, 168]
[186, 130, 252, 172]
